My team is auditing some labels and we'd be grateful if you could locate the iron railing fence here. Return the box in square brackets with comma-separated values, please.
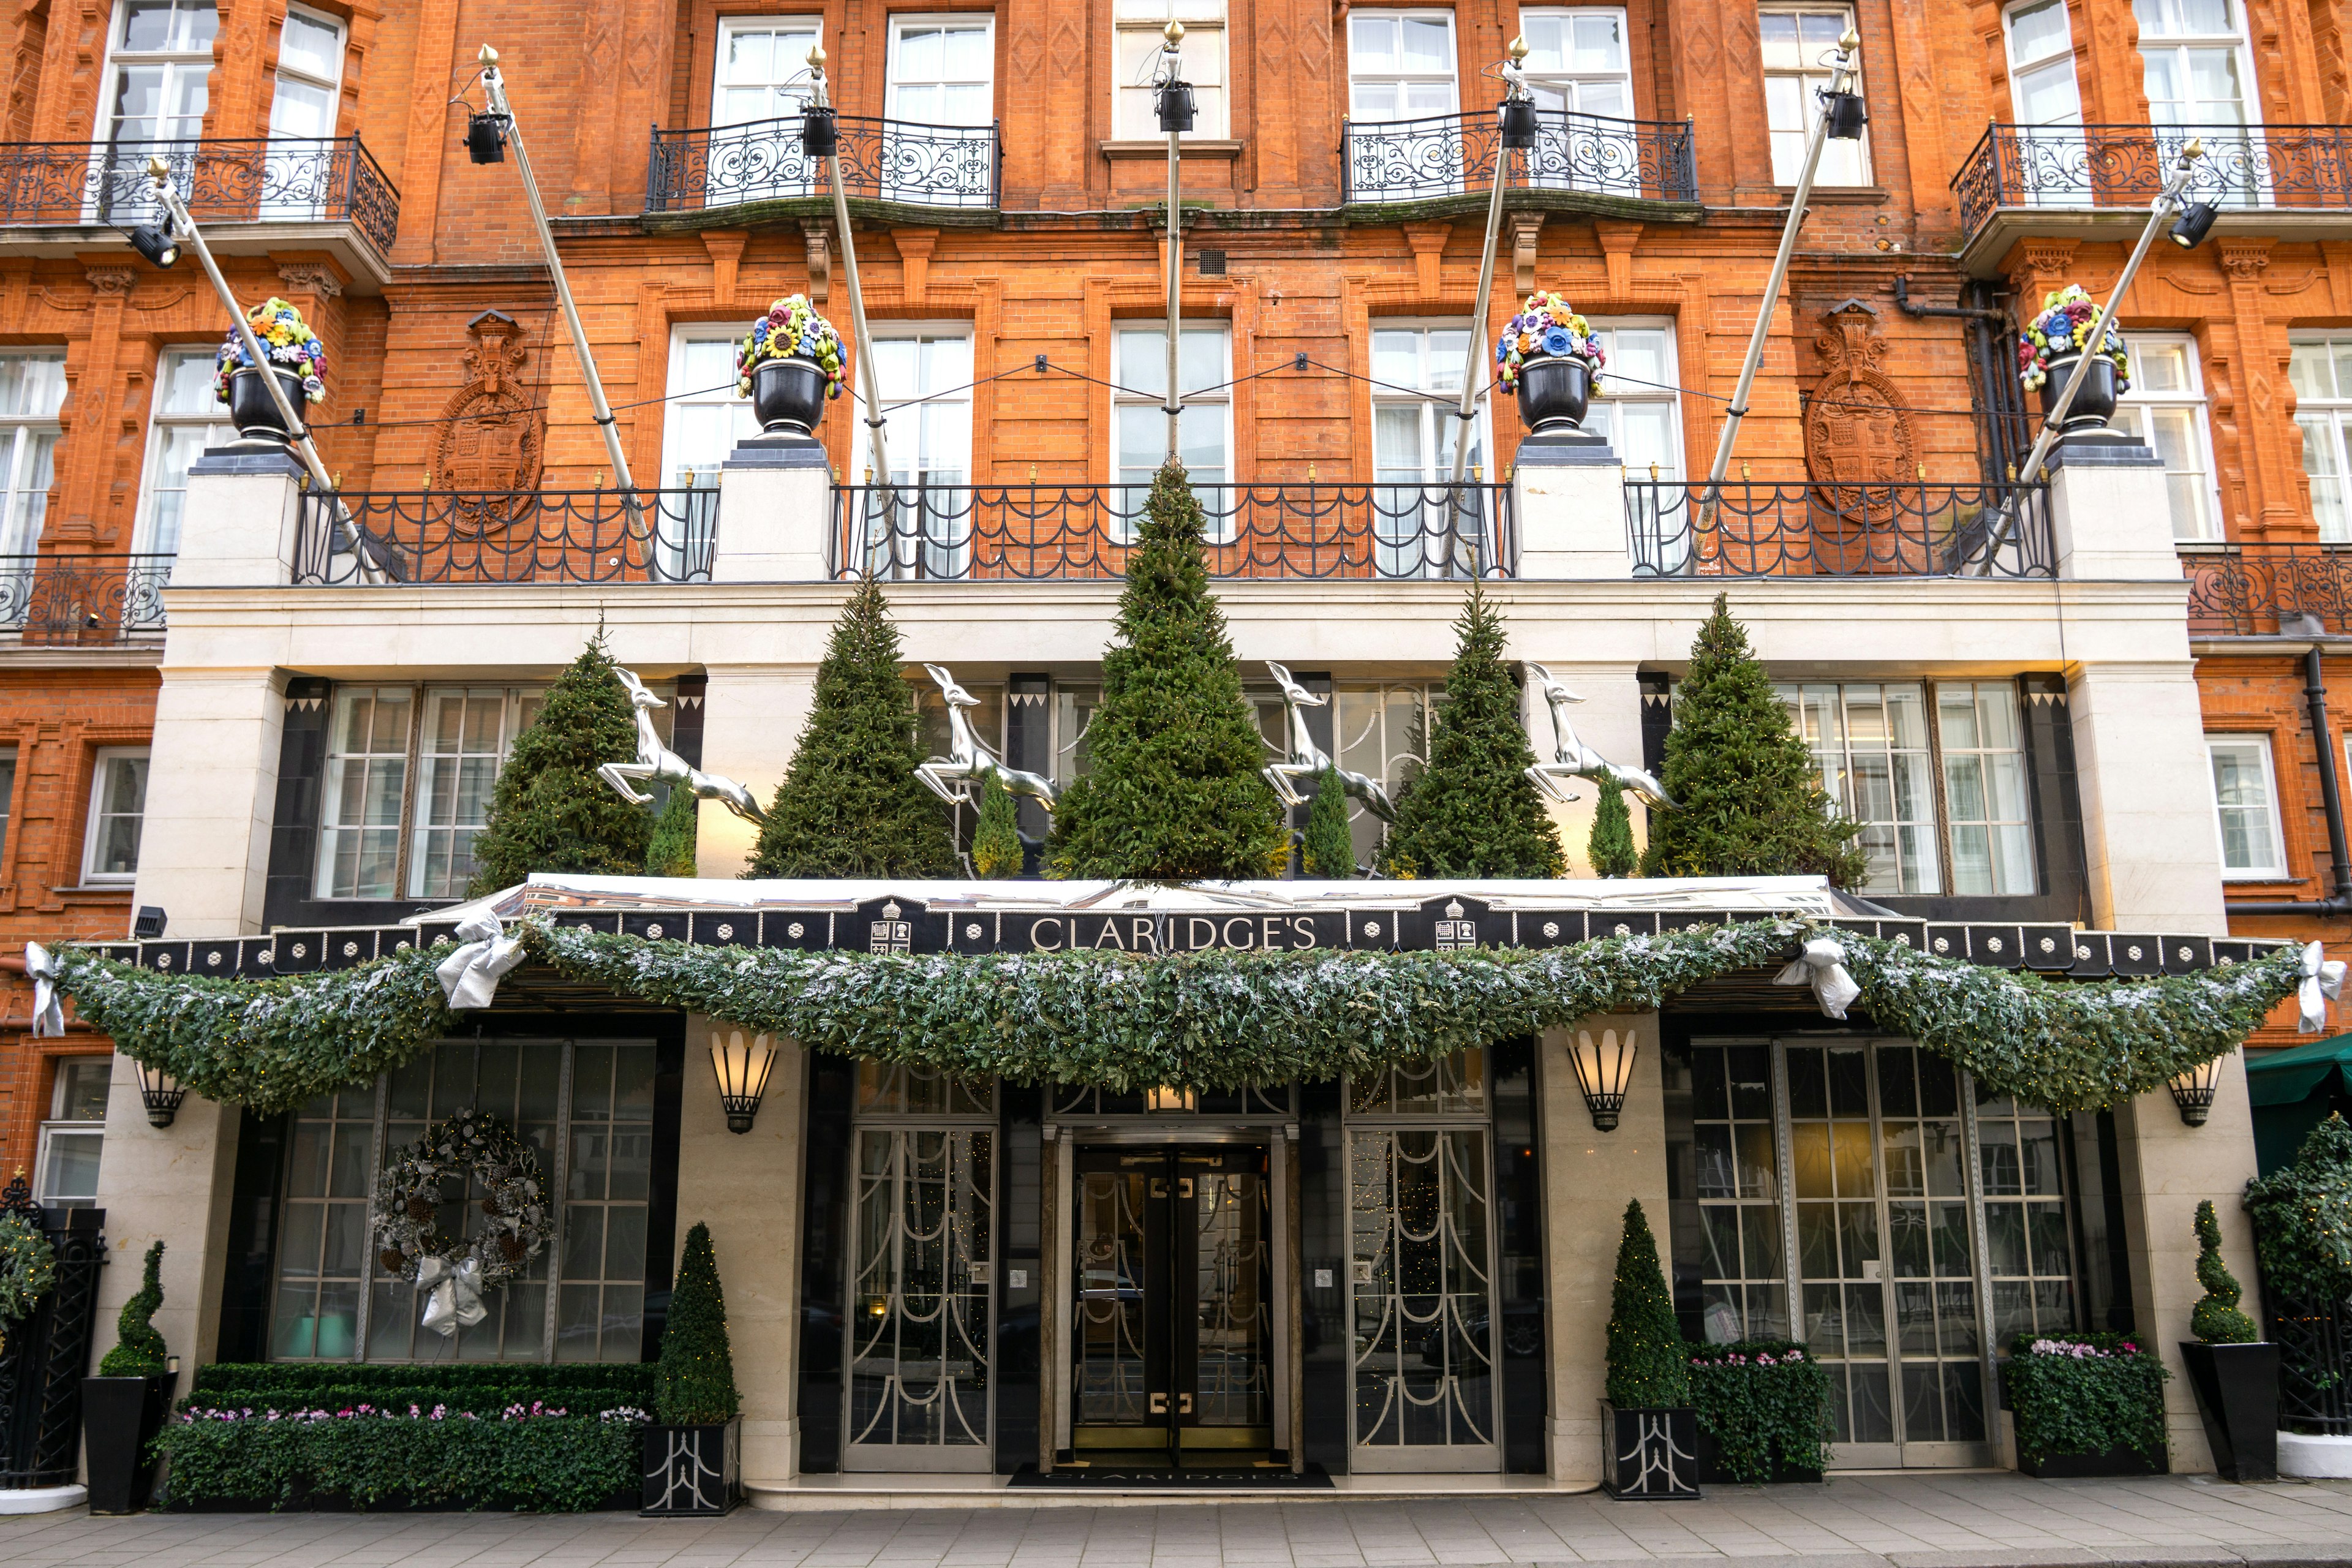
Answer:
[830, 481, 1515, 581]
[2274, 1296, 2352, 1434]
[0, 1183, 104, 1490]
[1623, 479, 2056, 579]
[293, 490, 719, 586]
[1343, 107, 1698, 205]
[647, 115, 1000, 213]
[0, 553, 172, 639]
[0, 135, 399, 252]
[2184, 543, 2352, 636]
[1953, 123, 2352, 235]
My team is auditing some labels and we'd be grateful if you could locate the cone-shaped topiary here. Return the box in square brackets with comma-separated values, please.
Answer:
[745, 578, 957, 878]
[2246, 1113, 2352, 1308]
[1303, 766, 1356, 878]
[644, 786, 698, 878]
[1605, 1199, 1688, 1408]
[1641, 594, 1866, 886]
[97, 1239, 167, 1377]
[467, 634, 654, 895]
[2190, 1198, 2259, 1344]
[1588, 778, 1638, 878]
[656, 1221, 739, 1426]
[971, 771, 1023, 878]
[1047, 460, 1287, 882]
[1377, 581, 1564, 878]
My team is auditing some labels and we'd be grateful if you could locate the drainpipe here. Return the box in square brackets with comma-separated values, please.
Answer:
[2228, 643, 2352, 916]
[1893, 276, 2024, 488]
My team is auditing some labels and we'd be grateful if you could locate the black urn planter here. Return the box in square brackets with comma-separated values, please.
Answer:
[225, 365, 309, 443]
[641, 1417, 741, 1516]
[1515, 355, 1593, 436]
[1600, 1400, 1701, 1499]
[748, 356, 828, 436]
[2180, 1340, 2279, 1482]
[80, 1373, 176, 1515]
[2037, 352, 2120, 434]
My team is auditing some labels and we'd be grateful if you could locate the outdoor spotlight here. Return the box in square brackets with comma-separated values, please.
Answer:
[1569, 1026, 1638, 1132]
[801, 104, 839, 158]
[2170, 199, 2219, 249]
[132, 906, 166, 938]
[138, 1060, 186, 1129]
[1156, 78, 1197, 134]
[466, 111, 507, 164]
[710, 1028, 778, 1134]
[1499, 97, 1538, 149]
[126, 224, 177, 269]
[2168, 1057, 2223, 1126]
[1820, 88, 1868, 140]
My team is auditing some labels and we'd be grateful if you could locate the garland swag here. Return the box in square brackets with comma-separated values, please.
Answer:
[42, 919, 2302, 1117]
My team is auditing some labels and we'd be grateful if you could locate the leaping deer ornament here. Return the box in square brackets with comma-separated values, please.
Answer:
[1522, 662, 1676, 810]
[598, 668, 766, 824]
[1262, 662, 1396, 821]
[914, 664, 1058, 810]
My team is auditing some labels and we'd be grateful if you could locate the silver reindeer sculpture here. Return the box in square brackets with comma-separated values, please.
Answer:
[597, 668, 767, 824]
[1522, 661, 1677, 810]
[1262, 661, 1396, 821]
[914, 664, 1058, 810]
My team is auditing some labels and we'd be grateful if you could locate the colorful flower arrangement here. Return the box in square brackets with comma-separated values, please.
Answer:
[735, 293, 847, 400]
[1495, 290, 1605, 391]
[213, 296, 328, 406]
[2017, 284, 2129, 394]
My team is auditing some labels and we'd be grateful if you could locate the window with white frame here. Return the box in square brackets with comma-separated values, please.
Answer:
[2207, 733, 2285, 878]
[2135, 0, 2255, 127]
[1347, 10, 1457, 123]
[0, 353, 65, 560]
[268, 7, 343, 138]
[1370, 323, 1487, 575]
[316, 687, 410, 899]
[1519, 9, 1631, 116]
[2003, 0, 2080, 126]
[858, 328, 976, 578]
[1116, 0, 1227, 139]
[315, 684, 550, 900]
[137, 347, 234, 559]
[2112, 335, 2220, 541]
[1582, 321, 1684, 569]
[2290, 336, 2352, 541]
[1114, 326, 1230, 530]
[0, 745, 17, 862]
[1760, 7, 1868, 186]
[659, 328, 754, 579]
[887, 17, 992, 126]
[713, 17, 822, 125]
[410, 688, 544, 900]
[83, 748, 149, 884]
[99, 0, 216, 149]
[1937, 682, 2035, 895]
[35, 1057, 111, 1209]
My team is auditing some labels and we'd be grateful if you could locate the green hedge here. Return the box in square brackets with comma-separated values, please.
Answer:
[189, 1362, 656, 1411]
[1686, 1340, 1834, 1483]
[2002, 1332, 2168, 1466]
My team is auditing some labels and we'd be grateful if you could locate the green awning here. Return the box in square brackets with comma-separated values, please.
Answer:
[2247, 1033, 2352, 1106]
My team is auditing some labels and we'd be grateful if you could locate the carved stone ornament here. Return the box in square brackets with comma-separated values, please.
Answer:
[431, 311, 544, 501]
[1804, 298, 1918, 507]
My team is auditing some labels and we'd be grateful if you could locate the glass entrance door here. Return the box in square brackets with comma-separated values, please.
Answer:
[1071, 1144, 1272, 1466]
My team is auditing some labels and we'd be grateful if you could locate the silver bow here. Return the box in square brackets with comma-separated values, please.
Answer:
[416, 1256, 487, 1338]
[435, 913, 524, 1011]
[1774, 935, 1861, 1021]
[23, 941, 62, 1038]
[2300, 940, 2347, 1036]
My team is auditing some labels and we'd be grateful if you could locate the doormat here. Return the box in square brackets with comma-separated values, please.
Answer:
[1008, 1464, 1333, 1490]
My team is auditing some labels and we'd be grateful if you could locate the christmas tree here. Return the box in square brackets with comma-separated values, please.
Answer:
[1302, 766, 1356, 878]
[745, 578, 957, 878]
[1604, 1199, 1688, 1408]
[644, 786, 698, 877]
[2190, 1199, 2258, 1344]
[1047, 460, 1286, 882]
[1377, 581, 1564, 878]
[467, 634, 653, 895]
[97, 1239, 167, 1377]
[656, 1222, 739, 1426]
[971, 771, 1023, 878]
[1641, 594, 1866, 886]
[1588, 779, 1638, 878]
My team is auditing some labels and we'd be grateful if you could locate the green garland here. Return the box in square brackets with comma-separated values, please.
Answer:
[0, 1210, 57, 1335]
[46, 918, 2304, 1115]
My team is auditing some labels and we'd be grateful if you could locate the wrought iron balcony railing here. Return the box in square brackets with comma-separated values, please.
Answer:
[1953, 123, 2352, 235]
[830, 482, 1514, 581]
[1623, 479, 2054, 579]
[647, 115, 1000, 214]
[0, 136, 398, 254]
[292, 490, 718, 586]
[2182, 542, 2352, 635]
[1343, 108, 1697, 206]
[0, 553, 171, 641]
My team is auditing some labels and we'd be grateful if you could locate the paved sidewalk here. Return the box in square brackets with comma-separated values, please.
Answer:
[19, 1475, 2352, 1567]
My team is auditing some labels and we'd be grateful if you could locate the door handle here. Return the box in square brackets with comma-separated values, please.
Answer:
[1150, 1392, 1167, 1414]
[1178, 1392, 1194, 1414]
[1178, 1177, 1194, 1198]
[1151, 1178, 1168, 1199]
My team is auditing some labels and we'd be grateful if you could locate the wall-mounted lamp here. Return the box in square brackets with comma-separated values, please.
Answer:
[1146, 1085, 1197, 1113]
[1570, 1027, 1638, 1132]
[137, 1060, 186, 1128]
[710, 1029, 777, 1134]
[2168, 1057, 2223, 1126]
[132, 906, 167, 939]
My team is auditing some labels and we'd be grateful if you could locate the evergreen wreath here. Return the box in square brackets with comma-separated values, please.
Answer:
[0, 1208, 57, 1342]
[371, 1110, 549, 1290]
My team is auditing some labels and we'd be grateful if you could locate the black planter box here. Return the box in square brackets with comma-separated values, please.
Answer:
[1694, 1427, 1823, 1485]
[2018, 1443, 2168, 1478]
[749, 357, 827, 436]
[1600, 1400, 1700, 1499]
[2180, 1340, 2279, 1482]
[641, 1417, 741, 1516]
[80, 1373, 176, 1515]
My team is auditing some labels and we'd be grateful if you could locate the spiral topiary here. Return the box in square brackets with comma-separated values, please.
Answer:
[2190, 1198, 2258, 1344]
[97, 1238, 168, 1376]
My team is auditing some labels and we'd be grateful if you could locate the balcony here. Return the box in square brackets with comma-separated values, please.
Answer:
[646, 116, 1000, 221]
[2183, 543, 2352, 636]
[1951, 124, 2352, 272]
[1623, 479, 2054, 579]
[0, 553, 170, 643]
[292, 491, 718, 586]
[829, 482, 1513, 580]
[1342, 108, 1697, 212]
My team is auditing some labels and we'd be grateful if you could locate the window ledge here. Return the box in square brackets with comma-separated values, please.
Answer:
[51, 883, 134, 897]
[1102, 139, 1244, 160]
[1777, 184, 1890, 205]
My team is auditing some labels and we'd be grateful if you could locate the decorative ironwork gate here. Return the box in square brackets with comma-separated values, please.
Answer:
[0, 1178, 105, 1490]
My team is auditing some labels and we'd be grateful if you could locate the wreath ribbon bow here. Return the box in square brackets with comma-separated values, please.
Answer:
[1774, 935, 1861, 1021]
[2299, 940, 2346, 1035]
[22, 941, 63, 1038]
[417, 1255, 488, 1338]
[436, 914, 525, 1011]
